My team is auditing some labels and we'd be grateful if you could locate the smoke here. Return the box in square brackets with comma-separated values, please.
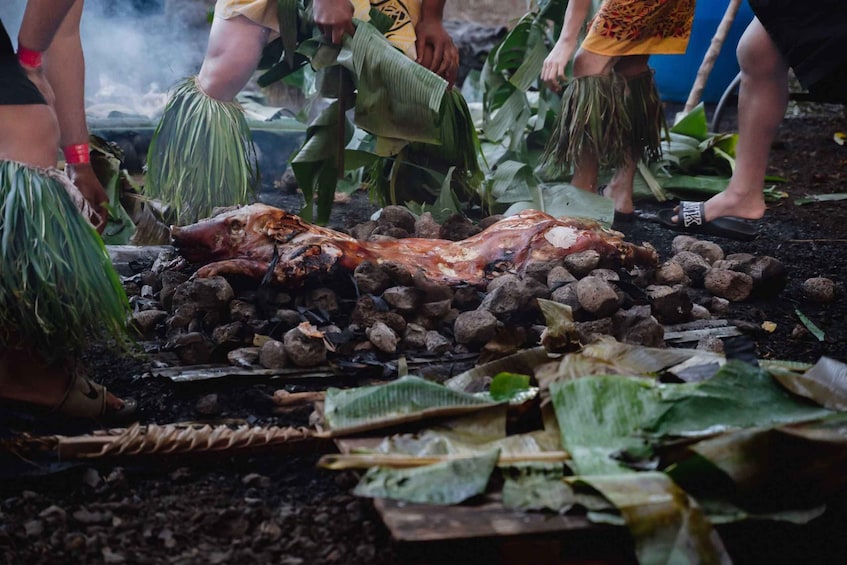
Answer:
[1, 0, 212, 117]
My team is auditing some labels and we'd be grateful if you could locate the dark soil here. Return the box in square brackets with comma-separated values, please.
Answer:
[2, 108, 847, 564]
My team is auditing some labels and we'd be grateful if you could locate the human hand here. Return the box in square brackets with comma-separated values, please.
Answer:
[415, 18, 459, 87]
[540, 40, 577, 92]
[67, 162, 109, 234]
[312, 0, 355, 45]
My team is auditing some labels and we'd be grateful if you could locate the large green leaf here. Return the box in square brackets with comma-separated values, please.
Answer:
[647, 361, 833, 439]
[550, 375, 660, 475]
[670, 103, 709, 141]
[347, 21, 447, 144]
[503, 182, 615, 224]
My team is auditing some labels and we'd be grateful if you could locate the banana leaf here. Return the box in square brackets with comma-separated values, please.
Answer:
[502, 182, 616, 225]
[577, 473, 731, 564]
[646, 360, 833, 439]
[537, 298, 580, 352]
[322, 375, 497, 436]
[367, 405, 561, 462]
[290, 99, 360, 222]
[445, 346, 557, 394]
[549, 375, 660, 475]
[88, 136, 136, 245]
[346, 21, 447, 144]
[536, 336, 722, 390]
[671, 103, 710, 141]
[488, 160, 538, 203]
[353, 448, 500, 505]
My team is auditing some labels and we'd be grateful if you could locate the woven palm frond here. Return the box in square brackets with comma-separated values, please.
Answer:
[626, 70, 666, 164]
[542, 73, 631, 175]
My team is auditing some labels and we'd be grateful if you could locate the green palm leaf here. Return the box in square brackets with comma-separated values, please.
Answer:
[0, 162, 129, 360]
[145, 77, 258, 225]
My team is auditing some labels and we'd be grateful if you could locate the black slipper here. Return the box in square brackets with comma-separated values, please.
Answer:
[597, 186, 637, 229]
[655, 201, 758, 241]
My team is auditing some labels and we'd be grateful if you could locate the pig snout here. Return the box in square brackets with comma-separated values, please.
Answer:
[170, 222, 221, 263]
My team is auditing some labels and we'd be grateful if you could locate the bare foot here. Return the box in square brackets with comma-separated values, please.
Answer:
[600, 183, 634, 215]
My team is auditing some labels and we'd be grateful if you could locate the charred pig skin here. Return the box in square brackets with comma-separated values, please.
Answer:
[171, 204, 657, 287]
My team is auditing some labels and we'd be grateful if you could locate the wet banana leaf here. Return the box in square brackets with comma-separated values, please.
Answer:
[353, 448, 500, 505]
[550, 376, 660, 475]
[770, 356, 847, 410]
[578, 473, 731, 564]
[322, 376, 496, 436]
[502, 182, 615, 223]
[647, 360, 833, 439]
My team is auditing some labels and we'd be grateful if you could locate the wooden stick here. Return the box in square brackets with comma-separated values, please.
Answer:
[318, 451, 571, 470]
[683, 0, 743, 114]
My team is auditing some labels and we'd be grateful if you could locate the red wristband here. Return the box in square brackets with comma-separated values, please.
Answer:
[16, 46, 42, 69]
[63, 144, 91, 165]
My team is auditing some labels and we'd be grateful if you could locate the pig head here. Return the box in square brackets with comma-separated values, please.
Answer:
[171, 204, 658, 287]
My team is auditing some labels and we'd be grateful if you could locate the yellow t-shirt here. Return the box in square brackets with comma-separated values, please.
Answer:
[215, 0, 420, 57]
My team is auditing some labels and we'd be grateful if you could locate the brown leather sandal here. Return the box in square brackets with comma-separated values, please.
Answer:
[50, 371, 137, 422]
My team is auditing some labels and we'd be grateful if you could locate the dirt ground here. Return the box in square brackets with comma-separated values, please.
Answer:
[3, 5, 847, 564]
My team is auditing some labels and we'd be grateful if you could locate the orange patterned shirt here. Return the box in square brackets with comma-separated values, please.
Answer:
[582, 0, 697, 56]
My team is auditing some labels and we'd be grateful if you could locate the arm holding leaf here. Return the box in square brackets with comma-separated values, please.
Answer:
[540, 0, 592, 92]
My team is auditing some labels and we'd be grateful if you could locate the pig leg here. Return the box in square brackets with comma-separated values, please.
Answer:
[196, 258, 274, 281]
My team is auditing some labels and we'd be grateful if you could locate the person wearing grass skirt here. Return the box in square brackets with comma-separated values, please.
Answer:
[0, 9, 134, 422]
[540, 0, 696, 221]
[145, 0, 458, 225]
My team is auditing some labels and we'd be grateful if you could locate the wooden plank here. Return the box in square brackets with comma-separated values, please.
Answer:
[664, 326, 742, 344]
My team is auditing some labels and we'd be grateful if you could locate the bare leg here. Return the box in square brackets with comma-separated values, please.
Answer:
[600, 55, 651, 214]
[566, 49, 620, 194]
[197, 15, 270, 101]
[683, 18, 788, 222]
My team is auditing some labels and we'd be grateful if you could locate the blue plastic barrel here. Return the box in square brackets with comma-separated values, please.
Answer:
[651, 0, 754, 103]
